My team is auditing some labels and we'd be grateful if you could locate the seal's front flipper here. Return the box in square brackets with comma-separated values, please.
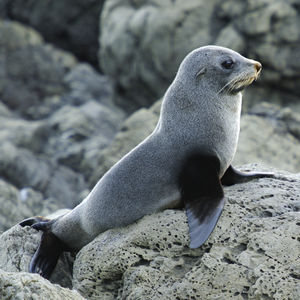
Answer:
[179, 154, 225, 248]
[221, 165, 274, 186]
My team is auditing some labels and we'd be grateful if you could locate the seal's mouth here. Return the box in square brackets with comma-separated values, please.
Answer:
[218, 71, 261, 95]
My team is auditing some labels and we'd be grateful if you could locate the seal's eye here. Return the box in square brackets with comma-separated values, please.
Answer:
[221, 59, 234, 70]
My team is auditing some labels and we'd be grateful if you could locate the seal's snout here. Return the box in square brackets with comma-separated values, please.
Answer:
[247, 59, 262, 77]
[254, 61, 262, 75]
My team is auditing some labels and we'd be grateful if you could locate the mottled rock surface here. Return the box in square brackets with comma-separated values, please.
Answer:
[100, 0, 300, 109]
[234, 103, 300, 171]
[0, 0, 105, 66]
[0, 225, 74, 289]
[73, 167, 300, 299]
[1, 167, 299, 299]
[0, 20, 77, 119]
[0, 270, 85, 300]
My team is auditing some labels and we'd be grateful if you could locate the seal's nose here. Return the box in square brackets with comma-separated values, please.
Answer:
[254, 61, 262, 74]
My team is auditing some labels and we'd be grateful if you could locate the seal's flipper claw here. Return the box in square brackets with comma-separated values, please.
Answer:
[221, 165, 275, 186]
[29, 230, 64, 279]
[179, 153, 225, 248]
[19, 216, 51, 227]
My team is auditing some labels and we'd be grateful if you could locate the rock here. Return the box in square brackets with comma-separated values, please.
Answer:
[1, 166, 299, 298]
[72, 166, 300, 299]
[99, 0, 219, 108]
[0, 142, 87, 208]
[0, 0, 105, 66]
[99, 0, 300, 109]
[0, 115, 42, 149]
[0, 20, 77, 119]
[31, 100, 125, 177]
[0, 270, 84, 299]
[0, 225, 75, 289]
[0, 179, 36, 232]
[234, 103, 300, 173]
[63, 63, 118, 111]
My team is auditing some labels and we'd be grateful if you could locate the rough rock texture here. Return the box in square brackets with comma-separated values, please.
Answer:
[100, 0, 300, 109]
[0, 142, 87, 208]
[234, 103, 300, 171]
[1, 167, 299, 299]
[0, 270, 85, 300]
[0, 0, 105, 66]
[0, 20, 127, 216]
[0, 179, 42, 232]
[0, 20, 77, 119]
[0, 225, 75, 289]
[91, 101, 300, 186]
[73, 167, 300, 299]
[0, 20, 124, 121]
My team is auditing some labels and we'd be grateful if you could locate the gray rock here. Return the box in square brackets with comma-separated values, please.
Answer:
[73, 166, 300, 299]
[63, 63, 118, 110]
[33, 100, 125, 177]
[0, 0, 105, 66]
[0, 115, 42, 149]
[0, 179, 36, 232]
[1, 166, 299, 298]
[99, 0, 219, 108]
[0, 20, 77, 119]
[100, 0, 300, 109]
[234, 103, 300, 172]
[0, 225, 75, 289]
[0, 270, 84, 299]
[0, 142, 87, 208]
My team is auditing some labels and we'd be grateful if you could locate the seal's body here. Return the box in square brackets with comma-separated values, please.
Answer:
[21, 46, 273, 278]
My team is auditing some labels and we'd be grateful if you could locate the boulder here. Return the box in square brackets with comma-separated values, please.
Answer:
[73, 166, 300, 299]
[0, 0, 105, 66]
[0, 270, 84, 300]
[234, 103, 300, 172]
[99, 0, 300, 109]
[1, 166, 299, 299]
[0, 225, 75, 289]
[0, 142, 87, 208]
[0, 20, 77, 119]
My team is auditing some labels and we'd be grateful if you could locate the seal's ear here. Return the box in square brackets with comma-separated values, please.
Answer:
[196, 67, 206, 78]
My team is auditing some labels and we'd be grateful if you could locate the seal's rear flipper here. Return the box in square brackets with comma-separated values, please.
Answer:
[19, 216, 51, 227]
[179, 154, 225, 248]
[221, 165, 274, 186]
[20, 218, 68, 279]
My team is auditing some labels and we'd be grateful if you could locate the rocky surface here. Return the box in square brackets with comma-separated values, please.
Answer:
[100, 0, 300, 109]
[0, 0, 105, 66]
[1, 166, 299, 299]
[0, 2, 300, 299]
[0, 20, 126, 232]
[0, 270, 85, 300]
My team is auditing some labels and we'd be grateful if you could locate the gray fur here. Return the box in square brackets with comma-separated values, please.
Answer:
[51, 46, 261, 250]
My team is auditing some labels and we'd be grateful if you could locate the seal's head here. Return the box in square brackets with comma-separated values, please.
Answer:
[176, 45, 262, 96]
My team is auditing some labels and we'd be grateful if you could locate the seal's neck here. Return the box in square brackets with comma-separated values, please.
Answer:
[158, 80, 242, 133]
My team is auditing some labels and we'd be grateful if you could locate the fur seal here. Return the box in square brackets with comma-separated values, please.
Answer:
[20, 45, 273, 278]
